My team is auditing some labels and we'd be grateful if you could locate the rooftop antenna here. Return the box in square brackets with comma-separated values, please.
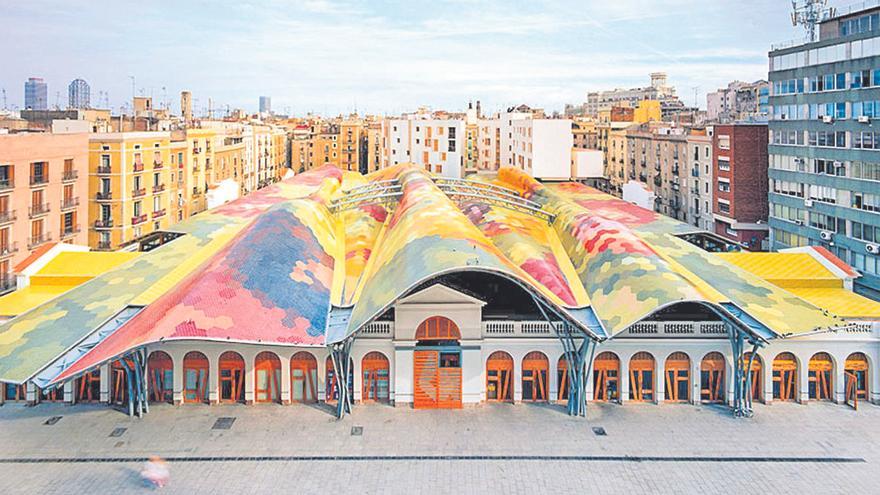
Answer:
[791, 0, 836, 42]
[1, 89, 6, 110]
[54, 91, 61, 110]
[691, 86, 699, 108]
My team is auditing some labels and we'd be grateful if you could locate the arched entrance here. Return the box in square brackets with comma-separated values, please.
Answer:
[76, 370, 101, 403]
[557, 356, 569, 403]
[629, 352, 655, 402]
[808, 352, 833, 401]
[486, 351, 513, 402]
[291, 352, 318, 403]
[593, 352, 620, 402]
[742, 352, 763, 403]
[147, 351, 173, 403]
[183, 351, 209, 404]
[772, 352, 798, 401]
[255, 352, 282, 404]
[110, 359, 130, 406]
[326, 355, 354, 404]
[413, 316, 462, 409]
[700, 352, 725, 403]
[40, 386, 64, 402]
[362, 352, 390, 403]
[665, 352, 690, 402]
[845, 352, 869, 406]
[219, 351, 245, 403]
[522, 351, 549, 402]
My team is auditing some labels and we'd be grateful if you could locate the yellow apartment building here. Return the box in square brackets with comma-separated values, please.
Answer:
[89, 132, 174, 250]
[338, 121, 361, 172]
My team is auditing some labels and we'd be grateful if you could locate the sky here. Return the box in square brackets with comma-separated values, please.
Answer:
[1, 0, 806, 116]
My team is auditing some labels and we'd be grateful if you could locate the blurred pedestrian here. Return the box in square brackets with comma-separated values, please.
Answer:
[141, 456, 170, 488]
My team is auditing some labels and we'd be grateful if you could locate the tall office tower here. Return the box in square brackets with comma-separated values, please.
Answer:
[768, 5, 880, 298]
[68, 78, 90, 109]
[259, 96, 271, 115]
[24, 77, 48, 110]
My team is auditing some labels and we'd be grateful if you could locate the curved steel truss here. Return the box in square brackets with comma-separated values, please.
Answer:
[433, 178, 555, 224]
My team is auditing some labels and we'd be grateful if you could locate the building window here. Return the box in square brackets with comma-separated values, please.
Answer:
[718, 158, 730, 171]
[718, 180, 730, 193]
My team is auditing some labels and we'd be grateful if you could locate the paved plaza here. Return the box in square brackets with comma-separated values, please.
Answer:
[0, 401, 878, 494]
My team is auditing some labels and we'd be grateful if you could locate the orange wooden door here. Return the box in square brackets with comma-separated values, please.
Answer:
[700, 352, 725, 403]
[773, 353, 798, 401]
[414, 350, 439, 409]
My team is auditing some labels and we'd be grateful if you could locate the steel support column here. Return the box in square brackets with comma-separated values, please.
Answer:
[729, 326, 761, 418]
[331, 340, 353, 418]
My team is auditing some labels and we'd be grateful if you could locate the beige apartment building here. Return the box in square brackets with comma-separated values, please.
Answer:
[0, 132, 89, 288]
[89, 132, 175, 250]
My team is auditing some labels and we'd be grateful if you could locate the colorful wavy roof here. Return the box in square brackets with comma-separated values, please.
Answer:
[0, 165, 854, 386]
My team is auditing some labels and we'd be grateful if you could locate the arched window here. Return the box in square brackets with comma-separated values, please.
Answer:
[557, 356, 569, 402]
[183, 351, 209, 404]
[593, 352, 620, 402]
[629, 352, 655, 402]
[219, 351, 245, 403]
[665, 352, 690, 402]
[148, 351, 173, 403]
[700, 352, 725, 403]
[362, 352, 390, 403]
[808, 352, 833, 401]
[742, 352, 763, 403]
[845, 352, 869, 405]
[255, 352, 282, 403]
[522, 351, 549, 402]
[772, 352, 798, 401]
[415, 316, 461, 342]
[76, 370, 101, 403]
[291, 352, 318, 403]
[486, 351, 513, 402]
[325, 356, 354, 404]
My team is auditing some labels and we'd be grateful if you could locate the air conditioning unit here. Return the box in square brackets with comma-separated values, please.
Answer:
[820, 230, 834, 241]
[867, 243, 880, 254]
[822, 115, 834, 123]
[858, 115, 871, 124]
[804, 199, 814, 207]
[833, 160, 843, 168]
[795, 219, 804, 226]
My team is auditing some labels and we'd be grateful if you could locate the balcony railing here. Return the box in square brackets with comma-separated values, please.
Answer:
[153, 159, 164, 169]
[152, 184, 166, 193]
[0, 242, 18, 257]
[626, 321, 728, 337]
[152, 208, 166, 219]
[96, 191, 112, 200]
[61, 197, 80, 210]
[30, 175, 48, 186]
[0, 179, 12, 191]
[96, 165, 112, 174]
[94, 219, 113, 228]
[359, 321, 393, 337]
[62, 170, 78, 181]
[0, 210, 16, 223]
[0, 273, 15, 294]
[61, 224, 80, 237]
[28, 234, 51, 249]
[97, 240, 113, 250]
[131, 214, 147, 225]
[133, 162, 145, 172]
[28, 203, 50, 218]
[132, 188, 146, 198]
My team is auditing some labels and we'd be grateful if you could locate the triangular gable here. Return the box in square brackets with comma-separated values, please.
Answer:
[398, 283, 486, 306]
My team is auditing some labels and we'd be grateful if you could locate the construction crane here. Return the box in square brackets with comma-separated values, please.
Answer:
[791, 0, 837, 42]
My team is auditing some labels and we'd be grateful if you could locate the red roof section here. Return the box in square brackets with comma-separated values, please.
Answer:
[810, 246, 859, 278]
[14, 242, 57, 272]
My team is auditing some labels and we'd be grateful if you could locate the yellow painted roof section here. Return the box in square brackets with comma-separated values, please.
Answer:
[786, 288, 880, 319]
[38, 252, 140, 277]
[0, 285, 72, 317]
[715, 252, 842, 288]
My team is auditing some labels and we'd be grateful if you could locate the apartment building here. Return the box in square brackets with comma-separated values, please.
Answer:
[363, 121, 386, 174]
[387, 117, 465, 178]
[584, 73, 676, 118]
[0, 133, 89, 289]
[338, 121, 362, 172]
[686, 128, 715, 231]
[706, 80, 770, 123]
[626, 125, 688, 221]
[89, 132, 174, 250]
[711, 124, 768, 250]
[768, 5, 880, 296]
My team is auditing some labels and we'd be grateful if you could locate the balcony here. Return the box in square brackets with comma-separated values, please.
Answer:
[96, 165, 112, 174]
[192, 165, 200, 173]
[133, 162, 145, 173]
[28, 234, 51, 249]
[192, 147, 201, 154]
[131, 214, 147, 226]
[96, 191, 112, 201]
[94, 218, 113, 229]
[61, 224, 81, 237]
[653, 176, 662, 187]
[28, 203, 50, 218]
[30, 175, 48, 186]
[0, 241, 18, 257]
[153, 159, 164, 169]
[0, 273, 15, 295]
[0, 210, 16, 224]
[192, 187, 201, 197]
[152, 208, 166, 219]
[61, 197, 80, 210]
[626, 321, 728, 337]
[691, 168, 699, 177]
[62, 170, 79, 181]
[152, 184, 166, 194]
[132, 188, 146, 198]
[0, 179, 12, 191]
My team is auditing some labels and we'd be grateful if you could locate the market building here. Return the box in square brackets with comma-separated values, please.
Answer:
[0, 165, 877, 417]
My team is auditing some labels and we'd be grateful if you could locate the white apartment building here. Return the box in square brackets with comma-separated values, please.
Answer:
[386, 116, 465, 178]
[478, 110, 573, 180]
